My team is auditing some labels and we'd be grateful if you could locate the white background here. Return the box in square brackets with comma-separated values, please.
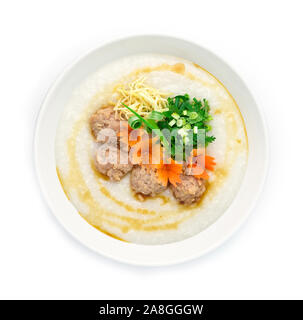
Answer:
[0, 0, 302, 299]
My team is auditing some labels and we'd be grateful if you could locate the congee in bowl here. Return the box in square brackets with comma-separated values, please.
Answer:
[55, 54, 248, 245]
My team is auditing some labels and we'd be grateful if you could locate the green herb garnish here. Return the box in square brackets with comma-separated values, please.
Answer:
[157, 95, 216, 159]
[122, 95, 215, 161]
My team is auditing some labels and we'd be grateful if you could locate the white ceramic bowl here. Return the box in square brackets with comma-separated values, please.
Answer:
[34, 35, 268, 266]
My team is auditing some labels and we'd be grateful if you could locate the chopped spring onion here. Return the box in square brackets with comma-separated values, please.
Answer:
[128, 115, 142, 129]
[171, 112, 180, 120]
[177, 119, 184, 127]
[189, 112, 198, 120]
[194, 126, 198, 134]
[183, 110, 188, 116]
[169, 119, 176, 127]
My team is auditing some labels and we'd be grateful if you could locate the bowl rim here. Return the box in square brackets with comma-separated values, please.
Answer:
[34, 34, 269, 266]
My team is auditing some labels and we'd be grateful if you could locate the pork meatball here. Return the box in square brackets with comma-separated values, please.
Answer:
[89, 106, 122, 141]
[94, 146, 132, 181]
[130, 166, 167, 196]
[170, 174, 205, 205]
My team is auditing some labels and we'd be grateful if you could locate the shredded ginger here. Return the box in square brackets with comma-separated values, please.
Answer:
[113, 77, 169, 120]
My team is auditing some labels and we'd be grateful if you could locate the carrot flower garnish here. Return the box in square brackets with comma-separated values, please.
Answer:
[187, 148, 216, 180]
[154, 158, 183, 187]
